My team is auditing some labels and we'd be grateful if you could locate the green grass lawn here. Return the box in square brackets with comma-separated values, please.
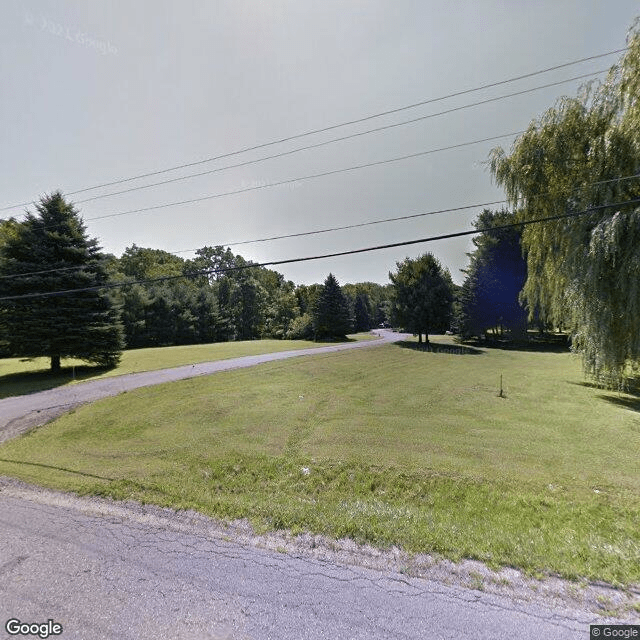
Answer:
[0, 332, 377, 399]
[1, 336, 639, 586]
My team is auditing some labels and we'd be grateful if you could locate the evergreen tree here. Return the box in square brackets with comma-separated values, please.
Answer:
[458, 209, 528, 340]
[312, 273, 353, 339]
[353, 293, 373, 332]
[0, 192, 123, 371]
[389, 253, 453, 345]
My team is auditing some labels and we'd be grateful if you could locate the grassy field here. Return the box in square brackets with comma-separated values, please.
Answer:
[0, 333, 376, 399]
[1, 336, 639, 586]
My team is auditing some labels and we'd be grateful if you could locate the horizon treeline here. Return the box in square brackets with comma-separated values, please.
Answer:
[104, 244, 393, 348]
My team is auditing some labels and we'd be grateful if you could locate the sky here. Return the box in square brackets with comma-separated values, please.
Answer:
[1, 1, 638, 286]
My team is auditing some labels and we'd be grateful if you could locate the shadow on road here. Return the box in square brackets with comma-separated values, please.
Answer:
[0, 365, 113, 400]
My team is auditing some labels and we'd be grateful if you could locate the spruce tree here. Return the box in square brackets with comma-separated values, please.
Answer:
[458, 209, 528, 340]
[0, 192, 123, 371]
[312, 273, 353, 340]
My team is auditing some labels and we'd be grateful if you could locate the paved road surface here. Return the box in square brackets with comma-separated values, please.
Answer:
[0, 330, 407, 443]
[0, 481, 606, 640]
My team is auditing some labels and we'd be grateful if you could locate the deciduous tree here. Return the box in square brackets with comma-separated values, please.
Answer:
[490, 22, 640, 386]
[389, 253, 453, 345]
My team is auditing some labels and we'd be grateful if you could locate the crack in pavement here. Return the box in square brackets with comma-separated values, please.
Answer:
[1, 479, 636, 640]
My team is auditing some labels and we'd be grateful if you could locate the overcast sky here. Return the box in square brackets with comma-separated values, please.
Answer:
[1, 1, 638, 285]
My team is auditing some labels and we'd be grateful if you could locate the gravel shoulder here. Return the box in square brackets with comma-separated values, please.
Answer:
[1, 475, 637, 639]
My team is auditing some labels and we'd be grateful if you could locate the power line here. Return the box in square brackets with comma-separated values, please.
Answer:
[0, 200, 507, 280]
[2, 67, 609, 232]
[3, 173, 639, 281]
[5, 129, 523, 235]
[70, 68, 606, 206]
[0, 47, 625, 213]
[83, 131, 525, 222]
[2, 197, 639, 302]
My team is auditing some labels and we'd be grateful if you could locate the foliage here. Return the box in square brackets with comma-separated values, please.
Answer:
[264, 283, 299, 339]
[0, 192, 123, 370]
[294, 283, 323, 315]
[489, 23, 640, 387]
[312, 273, 353, 339]
[389, 253, 453, 343]
[458, 209, 528, 339]
[112, 245, 305, 346]
[342, 282, 392, 330]
[0, 219, 20, 357]
[286, 312, 314, 340]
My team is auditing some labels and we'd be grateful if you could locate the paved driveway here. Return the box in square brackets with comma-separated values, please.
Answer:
[0, 330, 407, 443]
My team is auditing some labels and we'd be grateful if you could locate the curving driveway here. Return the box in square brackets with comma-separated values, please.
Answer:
[0, 330, 408, 443]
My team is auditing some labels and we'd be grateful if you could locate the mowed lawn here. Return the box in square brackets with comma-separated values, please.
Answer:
[0, 333, 377, 399]
[1, 337, 639, 586]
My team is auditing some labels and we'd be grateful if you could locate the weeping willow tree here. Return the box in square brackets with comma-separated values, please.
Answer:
[490, 19, 640, 389]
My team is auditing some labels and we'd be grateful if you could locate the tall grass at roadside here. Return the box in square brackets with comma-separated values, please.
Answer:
[1, 338, 639, 585]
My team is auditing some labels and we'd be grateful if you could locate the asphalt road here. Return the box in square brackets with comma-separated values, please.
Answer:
[0, 481, 604, 640]
[0, 330, 407, 443]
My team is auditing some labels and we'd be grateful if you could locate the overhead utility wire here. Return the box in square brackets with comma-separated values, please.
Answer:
[3, 173, 639, 281]
[23, 130, 526, 230]
[2, 197, 639, 302]
[89, 132, 522, 219]
[72, 69, 607, 206]
[0, 200, 508, 281]
[186, 170, 640, 248]
[0, 68, 606, 218]
[4, 68, 610, 230]
[0, 47, 625, 213]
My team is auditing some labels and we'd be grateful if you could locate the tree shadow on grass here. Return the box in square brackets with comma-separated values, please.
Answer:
[458, 335, 570, 353]
[596, 395, 640, 412]
[0, 457, 115, 480]
[395, 340, 484, 355]
[568, 378, 640, 412]
[0, 364, 114, 400]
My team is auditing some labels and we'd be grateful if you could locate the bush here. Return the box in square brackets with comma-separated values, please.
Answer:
[286, 313, 313, 340]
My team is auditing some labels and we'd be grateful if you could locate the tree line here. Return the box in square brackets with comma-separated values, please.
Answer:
[0, 195, 396, 369]
[0, 191, 523, 370]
